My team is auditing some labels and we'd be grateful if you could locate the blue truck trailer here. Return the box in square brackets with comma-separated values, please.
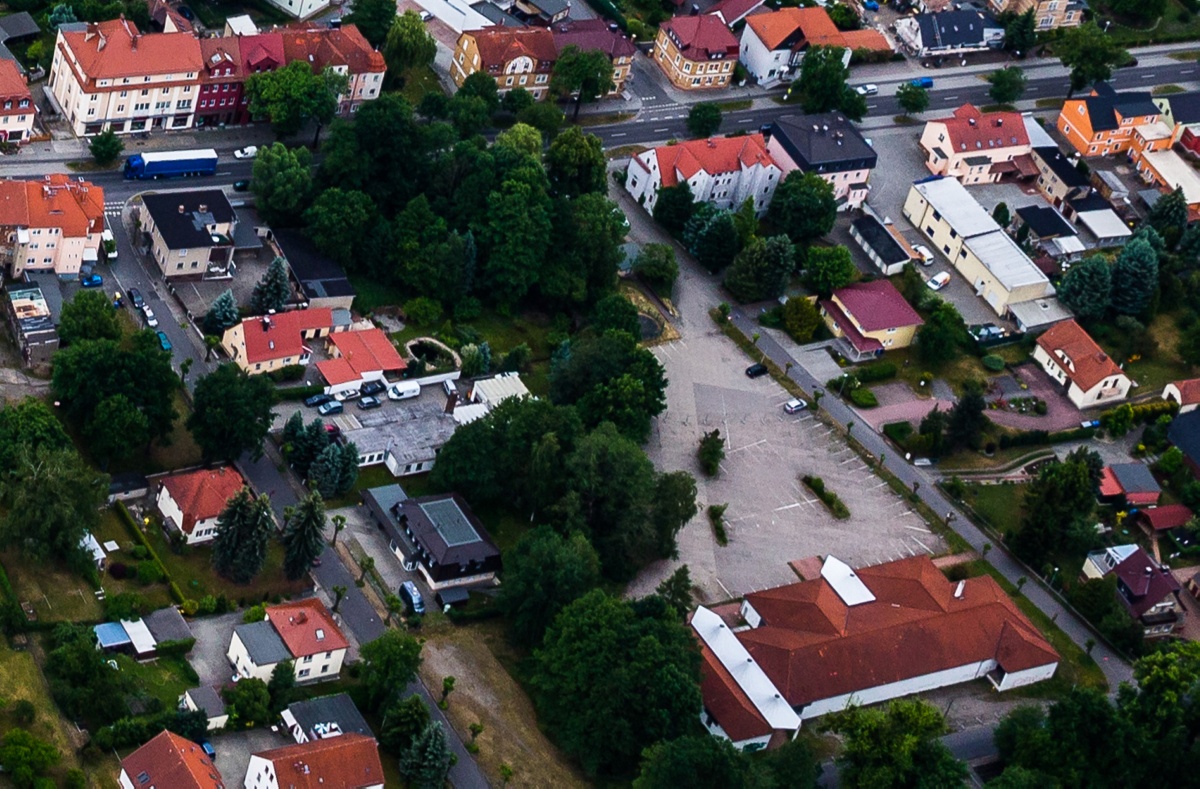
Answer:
[123, 148, 219, 179]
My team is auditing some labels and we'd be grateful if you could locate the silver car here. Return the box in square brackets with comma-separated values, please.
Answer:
[141, 305, 159, 328]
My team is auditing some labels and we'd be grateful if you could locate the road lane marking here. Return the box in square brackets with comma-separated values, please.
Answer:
[612, 132, 627, 137]
[653, 127, 669, 132]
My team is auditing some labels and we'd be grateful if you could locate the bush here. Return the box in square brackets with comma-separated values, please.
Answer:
[855, 361, 897, 383]
[275, 383, 326, 401]
[136, 561, 164, 585]
[154, 638, 196, 658]
[697, 429, 725, 476]
[997, 426, 1095, 449]
[130, 545, 148, 561]
[267, 364, 306, 383]
[1100, 400, 1177, 427]
[802, 475, 850, 519]
[982, 355, 1005, 371]
[707, 504, 729, 546]
[883, 421, 913, 445]
[403, 297, 443, 327]
[108, 562, 129, 580]
[10, 699, 36, 725]
[849, 388, 878, 408]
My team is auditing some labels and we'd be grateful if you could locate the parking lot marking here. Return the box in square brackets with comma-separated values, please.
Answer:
[728, 438, 768, 453]
[839, 457, 858, 465]
[903, 524, 933, 534]
[774, 502, 804, 512]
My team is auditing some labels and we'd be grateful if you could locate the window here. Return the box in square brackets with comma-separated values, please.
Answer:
[303, 655, 313, 663]
[298, 668, 311, 678]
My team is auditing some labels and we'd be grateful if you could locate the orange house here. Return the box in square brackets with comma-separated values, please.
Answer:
[1057, 82, 1160, 157]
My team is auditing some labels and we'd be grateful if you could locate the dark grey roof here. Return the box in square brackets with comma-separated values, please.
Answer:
[144, 606, 193, 643]
[1164, 90, 1200, 125]
[285, 693, 372, 739]
[275, 228, 355, 301]
[363, 484, 408, 514]
[471, 1, 523, 25]
[915, 10, 998, 48]
[398, 495, 499, 567]
[1067, 190, 1113, 213]
[0, 13, 41, 42]
[851, 216, 909, 266]
[1110, 463, 1161, 495]
[1033, 146, 1088, 188]
[769, 113, 876, 173]
[1169, 410, 1200, 463]
[525, 0, 569, 15]
[186, 686, 226, 718]
[1083, 84, 1157, 132]
[234, 620, 291, 665]
[142, 190, 236, 250]
[1016, 206, 1077, 239]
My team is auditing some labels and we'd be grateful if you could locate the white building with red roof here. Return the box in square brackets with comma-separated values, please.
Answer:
[155, 466, 246, 544]
[279, 25, 385, 117]
[0, 175, 105, 279]
[315, 328, 406, 394]
[626, 134, 781, 216]
[0, 59, 34, 144]
[245, 733, 384, 789]
[1164, 378, 1200, 414]
[1033, 319, 1131, 409]
[221, 309, 339, 375]
[819, 280, 923, 361]
[48, 18, 204, 136]
[229, 598, 350, 683]
[119, 730, 225, 789]
[920, 104, 1036, 185]
[693, 555, 1059, 750]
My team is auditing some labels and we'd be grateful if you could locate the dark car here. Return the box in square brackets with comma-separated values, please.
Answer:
[357, 395, 382, 410]
[128, 287, 144, 309]
[199, 741, 215, 759]
[156, 331, 172, 351]
[360, 379, 386, 397]
[178, 5, 194, 19]
[318, 400, 343, 416]
[232, 180, 250, 192]
[745, 363, 769, 378]
[305, 393, 333, 408]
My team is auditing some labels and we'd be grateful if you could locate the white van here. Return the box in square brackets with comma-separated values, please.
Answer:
[387, 381, 421, 401]
[102, 229, 116, 260]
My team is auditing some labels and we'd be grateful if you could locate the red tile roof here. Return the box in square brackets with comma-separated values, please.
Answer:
[552, 18, 636, 59]
[239, 32, 286, 73]
[280, 24, 384, 75]
[735, 556, 1059, 710]
[253, 733, 382, 789]
[121, 730, 225, 789]
[199, 37, 241, 83]
[832, 280, 924, 333]
[1167, 378, 1200, 406]
[267, 598, 349, 658]
[0, 175, 104, 237]
[316, 328, 406, 386]
[646, 134, 776, 188]
[1139, 504, 1194, 531]
[933, 104, 1030, 154]
[820, 297, 882, 355]
[707, 0, 766, 26]
[0, 59, 30, 103]
[661, 16, 738, 60]
[839, 29, 892, 52]
[1113, 547, 1182, 617]
[742, 7, 888, 52]
[1035, 319, 1125, 392]
[470, 27, 558, 71]
[60, 19, 202, 81]
[159, 466, 246, 534]
[239, 309, 333, 365]
[698, 642, 771, 741]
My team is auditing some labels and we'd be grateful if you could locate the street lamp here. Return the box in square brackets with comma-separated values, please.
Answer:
[1049, 566, 1061, 586]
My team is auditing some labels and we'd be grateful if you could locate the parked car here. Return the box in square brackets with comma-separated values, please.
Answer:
[927, 271, 952, 291]
[863, 0, 879, 8]
[334, 388, 362, 402]
[233, 146, 258, 159]
[855, 84, 879, 96]
[388, 381, 421, 401]
[400, 581, 426, 615]
[910, 77, 934, 88]
[178, 5, 194, 19]
[442, 379, 457, 397]
[745, 363, 769, 378]
[305, 393, 333, 408]
[784, 398, 808, 414]
[156, 330, 172, 351]
[357, 396, 382, 410]
[141, 305, 159, 328]
[318, 400, 344, 416]
[199, 741, 215, 759]
[232, 180, 250, 192]
[81, 274, 103, 288]
[912, 244, 934, 266]
[419, 10, 432, 20]
[360, 380, 386, 397]
[127, 287, 144, 309]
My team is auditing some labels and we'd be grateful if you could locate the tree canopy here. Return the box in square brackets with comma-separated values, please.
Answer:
[245, 61, 349, 139]
[1057, 255, 1112, 319]
[793, 45, 865, 120]
[724, 235, 796, 302]
[58, 290, 120, 346]
[987, 66, 1027, 104]
[551, 46, 615, 120]
[252, 142, 314, 226]
[211, 487, 274, 583]
[829, 699, 968, 789]
[361, 630, 424, 713]
[188, 364, 276, 463]
[686, 102, 722, 137]
[769, 171, 836, 246]
[1056, 22, 1129, 95]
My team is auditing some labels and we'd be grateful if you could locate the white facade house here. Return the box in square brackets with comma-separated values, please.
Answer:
[626, 134, 782, 216]
[228, 600, 349, 684]
[1164, 379, 1200, 413]
[260, 0, 328, 20]
[244, 734, 384, 789]
[155, 466, 245, 545]
[1033, 319, 1132, 409]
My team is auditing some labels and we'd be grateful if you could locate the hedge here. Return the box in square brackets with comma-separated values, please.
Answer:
[856, 361, 898, 383]
[802, 475, 851, 519]
[997, 426, 1096, 449]
[267, 364, 306, 383]
[154, 637, 197, 658]
[982, 355, 1005, 371]
[1099, 400, 1178, 427]
[115, 503, 183, 604]
[276, 383, 326, 402]
[883, 421, 913, 445]
[850, 388, 878, 407]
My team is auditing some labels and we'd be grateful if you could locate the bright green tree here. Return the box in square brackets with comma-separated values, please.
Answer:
[245, 61, 349, 140]
[724, 235, 795, 302]
[499, 526, 602, 647]
[0, 446, 106, 571]
[793, 45, 865, 120]
[211, 488, 274, 584]
[58, 290, 120, 346]
[347, 0, 402, 47]
[494, 122, 543, 158]
[804, 245, 855, 297]
[546, 126, 606, 198]
[282, 491, 326, 581]
[633, 244, 679, 292]
[221, 678, 271, 729]
[1057, 22, 1129, 96]
[304, 188, 376, 271]
[829, 699, 968, 788]
[1057, 255, 1112, 319]
[987, 67, 1027, 104]
[550, 45, 615, 120]
[360, 630, 424, 713]
[769, 170, 837, 246]
[686, 102, 722, 137]
[896, 82, 930, 115]
[251, 142, 314, 226]
[89, 128, 123, 166]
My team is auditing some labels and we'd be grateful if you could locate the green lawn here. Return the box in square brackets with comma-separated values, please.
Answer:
[1093, 311, 1191, 394]
[3, 551, 102, 624]
[348, 275, 408, 315]
[93, 509, 176, 611]
[396, 66, 445, 106]
[961, 482, 1027, 536]
[326, 464, 399, 509]
[1099, 0, 1200, 45]
[116, 654, 198, 709]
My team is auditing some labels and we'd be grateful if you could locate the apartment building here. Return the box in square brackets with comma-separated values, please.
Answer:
[652, 16, 739, 91]
[0, 175, 104, 279]
[919, 104, 1034, 184]
[279, 24, 385, 116]
[0, 59, 35, 143]
[1057, 81, 1160, 158]
[626, 134, 782, 216]
[452, 27, 557, 100]
[140, 190, 237, 280]
[987, 0, 1082, 29]
[552, 19, 636, 96]
[766, 113, 877, 210]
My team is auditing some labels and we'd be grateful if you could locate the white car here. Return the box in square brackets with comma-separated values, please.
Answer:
[233, 145, 258, 159]
[784, 398, 808, 414]
[855, 84, 879, 96]
[927, 272, 952, 291]
[912, 244, 934, 266]
[141, 305, 159, 327]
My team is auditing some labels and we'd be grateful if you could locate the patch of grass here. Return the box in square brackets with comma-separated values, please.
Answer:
[0, 646, 85, 772]
[1095, 311, 1190, 393]
[139, 390, 203, 474]
[1153, 84, 1188, 95]
[116, 654, 196, 709]
[576, 112, 636, 127]
[348, 275, 408, 315]
[888, 346, 995, 396]
[1035, 98, 1067, 108]
[1169, 50, 1200, 60]
[395, 66, 444, 106]
[715, 99, 753, 111]
[92, 510, 175, 610]
[325, 464, 398, 509]
[939, 447, 1055, 474]
[3, 552, 102, 624]
[606, 144, 649, 160]
[961, 482, 1027, 535]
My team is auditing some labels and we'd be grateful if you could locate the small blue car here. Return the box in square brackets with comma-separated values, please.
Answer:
[910, 77, 934, 89]
[156, 331, 172, 351]
[81, 274, 103, 288]
[864, 0, 879, 9]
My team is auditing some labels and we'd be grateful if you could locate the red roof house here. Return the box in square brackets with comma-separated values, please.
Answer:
[155, 466, 246, 544]
[1033, 319, 1131, 409]
[315, 328, 406, 390]
[820, 280, 923, 361]
[244, 733, 383, 789]
[626, 134, 782, 217]
[1164, 378, 1200, 413]
[1138, 503, 1194, 534]
[119, 730, 225, 789]
[1097, 463, 1161, 507]
[229, 598, 350, 684]
[221, 309, 335, 375]
[266, 598, 350, 659]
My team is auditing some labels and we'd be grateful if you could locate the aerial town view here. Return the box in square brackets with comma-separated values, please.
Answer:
[0, 0, 1198, 784]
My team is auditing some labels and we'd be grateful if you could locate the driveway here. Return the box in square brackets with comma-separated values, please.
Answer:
[187, 611, 242, 688]
[985, 363, 1088, 433]
[211, 728, 292, 788]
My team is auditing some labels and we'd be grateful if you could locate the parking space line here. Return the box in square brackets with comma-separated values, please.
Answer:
[903, 524, 932, 534]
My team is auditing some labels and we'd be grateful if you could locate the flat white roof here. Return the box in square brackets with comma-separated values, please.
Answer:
[1143, 150, 1200, 204]
[1051, 235, 1086, 255]
[121, 618, 157, 656]
[472, 372, 530, 406]
[1136, 122, 1173, 141]
[962, 229, 1049, 290]
[451, 403, 489, 426]
[1023, 114, 1056, 148]
[1077, 209, 1132, 240]
[911, 178, 996, 239]
[692, 606, 801, 732]
[821, 556, 876, 606]
[1008, 296, 1074, 331]
[225, 13, 257, 34]
[139, 149, 218, 164]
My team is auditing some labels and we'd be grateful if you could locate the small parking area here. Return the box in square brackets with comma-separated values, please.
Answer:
[985, 363, 1087, 432]
[270, 377, 453, 432]
[211, 727, 292, 788]
[187, 611, 241, 688]
[329, 505, 415, 596]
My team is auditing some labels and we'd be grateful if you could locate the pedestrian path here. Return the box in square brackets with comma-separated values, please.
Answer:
[104, 201, 124, 218]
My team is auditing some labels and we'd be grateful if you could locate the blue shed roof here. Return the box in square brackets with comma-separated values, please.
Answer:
[95, 621, 131, 648]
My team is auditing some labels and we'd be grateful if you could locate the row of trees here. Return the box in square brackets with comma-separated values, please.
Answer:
[210, 487, 328, 585]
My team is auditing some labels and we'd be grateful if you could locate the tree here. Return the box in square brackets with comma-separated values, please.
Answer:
[546, 126, 606, 198]
[651, 472, 698, 559]
[992, 201, 1011, 228]
[252, 142, 314, 226]
[44, 625, 132, 727]
[783, 296, 822, 342]
[591, 294, 641, 338]
[1108, 0, 1168, 24]
[458, 70, 501, 115]
[89, 128, 123, 166]
[1111, 237, 1159, 316]
[518, 101, 564, 138]
[308, 442, 359, 499]
[287, 418, 330, 478]
[654, 565, 694, 618]
[346, 0, 402, 47]
[1057, 22, 1129, 96]
[686, 102, 722, 137]
[380, 695, 431, 754]
[479, 179, 552, 309]
[282, 491, 326, 581]
[222, 678, 271, 729]
[245, 61, 349, 140]
[793, 45, 864, 120]
[189, 364, 276, 463]
[633, 244, 679, 293]
[58, 290, 120, 346]
[530, 590, 701, 777]
[683, 206, 740, 273]
[551, 332, 667, 445]
[399, 721, 454, 789]
[382, 10, 437, 78]
[1147, 187, 1189, 244]
[551, 46, 615, 120]
[828, 2, 860, 28]
[501, 87, 535, 116]
[267, 660, 296, 713]
[1058, 255, 1112, 319]
[724, 235, 795, 302]
[249, 256, 293, 314]
[210, 488, 274, 584]
[770, 170, 836, 246]
[945, 382, 987, 451]
[917, 300, 968, 369]
[361, 630, 424, 713]
[895, 82, 930, 115]
[495, 122, 544, 158]
[1004, 9, 1037, 55]
[987, 67, 1027, 104]
[1011, 448, 1101, 566]
[829, 699, 968, 789]
[804, 245, 855, 297]
[49, 3, 77, 29]
[499, 526, 601, 647]
[1179, 321, 1200, 367]
[304, 189, 377, 271]
[652, 183, 696, 236]
[86, 395, 150, 467]
[635, 735, 752, 789]
[0, 728, 60, 789]
[203, 289, 241, 336]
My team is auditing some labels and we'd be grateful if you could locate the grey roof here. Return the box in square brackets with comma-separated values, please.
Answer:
[274, 228, 355, 301]
[231, 218, 263, 251]
[769, 113, 876, 173]
[26, 273, 63, 321]
[1169, 410, 1200, 463]
[396, 494, 499, 568]
[285, 693, 372, 739]
[144, 606, 193, 644]
[341, 402, 457, 467]
[142, 190, 236, 250]
[1016, 205, 1077, 239]
[471, 2, 523, 25]
[851, 216, 909, 266]
[1083, 83, 1158, 132]
[1110, 463, 1161, 495]
[1067, 190, 1113, 213]
[362, 483, 408, 513]
[525, 0, 569, 15]
[1033, 146, 1088, 188]
[1139, 188, 1164, 209]
[186, 686, 226, 718]
[915, 10, 999, 48]
[234, 620, 292, 665]
[910, 177, 996, 238]
[1163, 90, 1200, 125]
[0, 13, 41, 42]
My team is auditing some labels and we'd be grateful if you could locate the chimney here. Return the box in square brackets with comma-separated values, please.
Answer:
[997, 118, 1003, 126]
[178, 204, 186, 213]
[1145, 566, 1153, 576]
[968, 117, 976, 126]
[262, 316, 271, 331]
[198, 204, 208, 213]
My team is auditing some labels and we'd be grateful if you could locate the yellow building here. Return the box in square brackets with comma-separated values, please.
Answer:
[451, 27, 558, 100]
[819, 281, 923, 362]
[653, 16, 739, 91]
